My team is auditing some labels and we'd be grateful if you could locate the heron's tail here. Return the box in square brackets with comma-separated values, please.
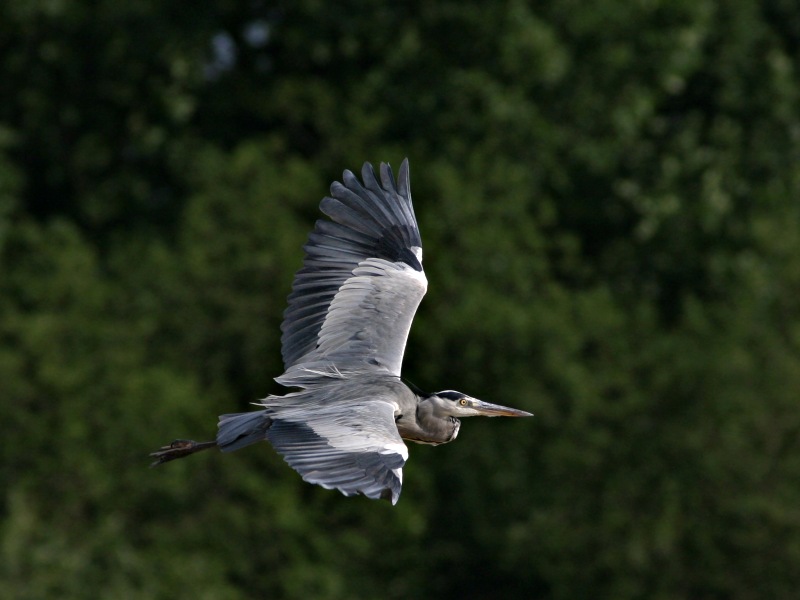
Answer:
[217, 410, 273, 452]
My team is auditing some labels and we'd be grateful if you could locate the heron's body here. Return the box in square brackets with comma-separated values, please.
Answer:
[151, 160, 531, 504]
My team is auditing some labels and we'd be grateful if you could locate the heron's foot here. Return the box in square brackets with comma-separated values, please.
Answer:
[149, 439, 217, 467]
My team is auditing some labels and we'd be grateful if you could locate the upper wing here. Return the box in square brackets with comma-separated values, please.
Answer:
[278, 160, 426, 385]
[262, 388, 409, 504]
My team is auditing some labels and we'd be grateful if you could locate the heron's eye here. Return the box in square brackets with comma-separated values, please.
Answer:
[459, 398, 468, 406]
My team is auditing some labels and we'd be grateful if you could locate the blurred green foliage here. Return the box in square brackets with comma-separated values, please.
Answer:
[1, 1, 799, 598]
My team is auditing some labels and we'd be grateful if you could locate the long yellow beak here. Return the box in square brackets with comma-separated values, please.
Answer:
[470, 398, 533, 417]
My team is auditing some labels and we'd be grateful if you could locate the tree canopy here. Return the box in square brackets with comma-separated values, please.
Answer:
[2, 1, 799, 598]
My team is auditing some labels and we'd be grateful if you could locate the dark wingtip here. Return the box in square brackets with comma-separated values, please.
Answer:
[397, 158, 410, 198]
[360, 161, 379, 188]
[379, 161, 396, 193]
[349, 160, 409, 198]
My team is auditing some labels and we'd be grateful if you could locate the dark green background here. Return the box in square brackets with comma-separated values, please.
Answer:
[2, 1, 799, 598]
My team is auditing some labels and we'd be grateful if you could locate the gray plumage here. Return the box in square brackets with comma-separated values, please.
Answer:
[151, 159, 532, 504]
[279, 161, 424, 382]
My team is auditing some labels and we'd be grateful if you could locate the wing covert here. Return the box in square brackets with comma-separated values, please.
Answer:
[263, 392, 409, 504]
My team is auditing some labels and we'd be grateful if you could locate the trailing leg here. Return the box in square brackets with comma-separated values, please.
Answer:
[149, 439, 217, 466]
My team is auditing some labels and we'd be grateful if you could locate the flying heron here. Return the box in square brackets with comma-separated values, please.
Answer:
[151, 160, 532, 504]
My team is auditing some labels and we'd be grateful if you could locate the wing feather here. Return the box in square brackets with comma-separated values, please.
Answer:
[280, 159, 425, 383]
[261, 387, 409, 504]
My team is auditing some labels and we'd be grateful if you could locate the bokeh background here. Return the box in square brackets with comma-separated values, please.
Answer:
[2, 1, 800, 598]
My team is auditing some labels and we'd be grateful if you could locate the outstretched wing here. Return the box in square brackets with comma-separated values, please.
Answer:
[260, 386, 409, 504]
[278, 160, 426, 386]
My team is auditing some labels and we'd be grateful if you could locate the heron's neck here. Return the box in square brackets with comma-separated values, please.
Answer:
[396, 400, 460, 445]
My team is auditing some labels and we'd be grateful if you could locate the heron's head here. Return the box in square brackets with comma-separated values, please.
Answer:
[428, 390, 533, 418]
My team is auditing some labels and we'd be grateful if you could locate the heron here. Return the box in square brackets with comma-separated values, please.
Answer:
[150, 159, 532, 504]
